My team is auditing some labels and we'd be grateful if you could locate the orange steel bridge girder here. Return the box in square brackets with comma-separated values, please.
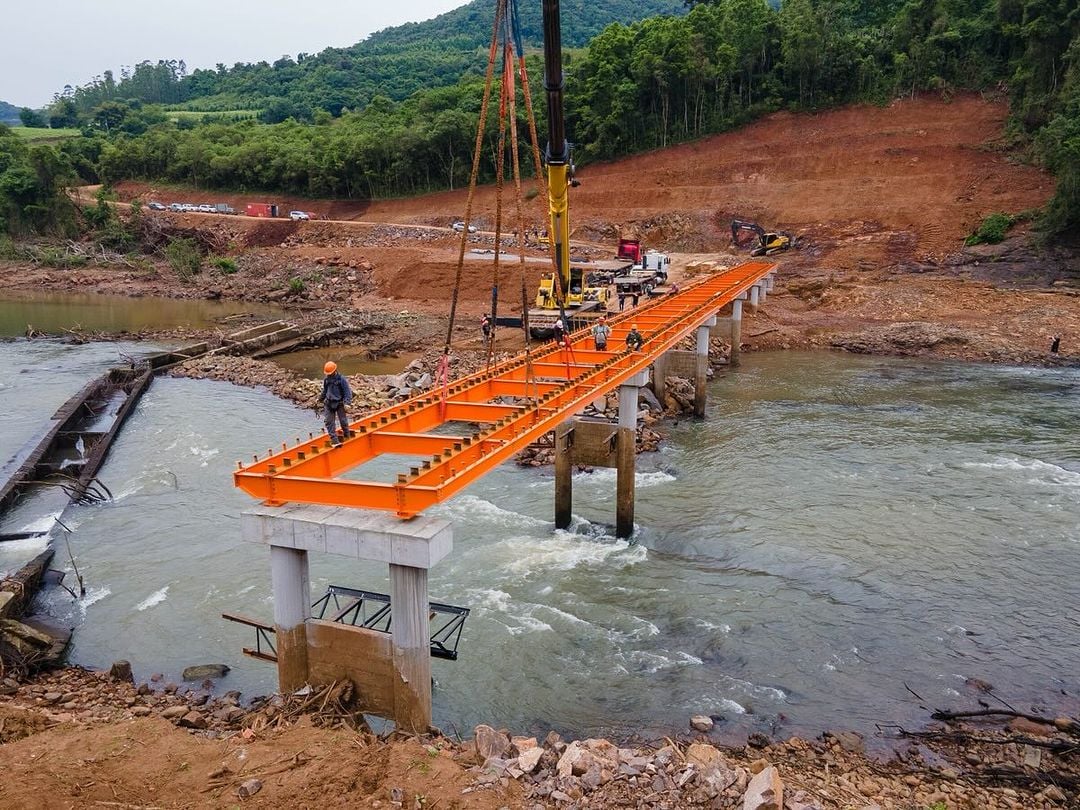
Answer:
[234, 262, 775, 517]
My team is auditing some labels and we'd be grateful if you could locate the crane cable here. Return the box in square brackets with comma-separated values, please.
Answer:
[485, 42, 510, 370]
[439, 0, 506, 411]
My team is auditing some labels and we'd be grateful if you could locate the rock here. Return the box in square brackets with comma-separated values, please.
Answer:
[179, 711, 208, 729]
[107, 661, 134, 682]
[1008, 717, 1052, 736]
[237, 778, 262, 798]
[181, 665, 230, 686]
[747, 732, 771, 749]
[473, 724, 511, 763]
[136, 683, 151, 696]
[827, 730, 865, 754]
[785, 789, 823, 810]
[743, 765, 783, 810]
[132, 706, 152, 717]
[749, 758, 769, 775]
[639, 386, 663, 412]
[691, 714, 715, 732]
[556, 741, 594, 778]
[150, 673, 163, 682]
[518, 747, 543, 773]
[161, 705, 188, 720]
[43, 692, 63, 704]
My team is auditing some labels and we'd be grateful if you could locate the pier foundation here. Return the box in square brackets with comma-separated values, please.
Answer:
[242, 504, 452, 733]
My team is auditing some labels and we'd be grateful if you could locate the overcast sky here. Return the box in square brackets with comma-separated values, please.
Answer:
[1, 1, 466, 107]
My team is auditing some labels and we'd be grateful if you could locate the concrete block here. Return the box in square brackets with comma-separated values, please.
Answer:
[242, 504, 452, 568]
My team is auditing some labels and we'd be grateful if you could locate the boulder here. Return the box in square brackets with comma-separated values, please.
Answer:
[472, 724, 510, 763]
[237, 779, 262, 798]
[691, 714, 715, 732]
[556, 741, 594, 778]
[179, 711, 208, 729]
[517, 746, 543, 774]
[106, 660, 133, 682]
[743, 765, 783, 810]
[182, 664, 230, 681]
[161, 705, 188, 720]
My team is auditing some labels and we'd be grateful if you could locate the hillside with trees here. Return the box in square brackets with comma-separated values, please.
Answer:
[2, 0, 1079, 239]
[55, 0, 685, 120]
[0, 101, 20, 126]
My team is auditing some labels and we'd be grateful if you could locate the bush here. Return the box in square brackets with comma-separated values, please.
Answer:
[210, 256, 238, 274]
[165, 237, 202, 280]
[288, 277, 305, 294]
[0, 234, 15, 259]
[965, 213, 1013, 246]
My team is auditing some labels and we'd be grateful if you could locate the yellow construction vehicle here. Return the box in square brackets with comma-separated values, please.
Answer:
[528, 0, 609, 339]
[731, 219, 797, 256]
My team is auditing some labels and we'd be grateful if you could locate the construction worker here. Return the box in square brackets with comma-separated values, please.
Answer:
[626, 323, 644, 352]
[553, 317, 567, 344]
[481, 314, 492, 345]
[319, 361, 353, 446]
[592, 316, 611, 351]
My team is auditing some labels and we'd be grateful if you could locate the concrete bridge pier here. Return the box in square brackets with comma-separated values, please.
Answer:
[242, 504, 452, 734]
[270, 545, 310, 692]
[617, 370, 649, 539]
[694, 317, 716, 417]
[749, 284, 761, 311]
[554, 420, 574, 530]
[757, 280, 768, 305]
[730, 296, 744, 366]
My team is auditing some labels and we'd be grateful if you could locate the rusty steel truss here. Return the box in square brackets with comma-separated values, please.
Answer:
[234, 262, 775, 517]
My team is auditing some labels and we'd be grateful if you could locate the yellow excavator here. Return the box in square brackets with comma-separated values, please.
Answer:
[529, 0, 609, 339]
[731, 219, 796, 257]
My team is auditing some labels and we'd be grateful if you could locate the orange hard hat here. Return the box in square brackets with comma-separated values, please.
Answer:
[324, 361, 337, 374]
[632, 323, 639, 329]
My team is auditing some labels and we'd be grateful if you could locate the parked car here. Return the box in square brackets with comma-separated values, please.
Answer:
[147, 201, 166, 211]
[289, 210, 310, 221]
[214, 203, 236, 215]
[181, 203, 197, 212]
[452, 220, 478, 233]
[168, 203, 184, 212]
[198, 204, 215, 213]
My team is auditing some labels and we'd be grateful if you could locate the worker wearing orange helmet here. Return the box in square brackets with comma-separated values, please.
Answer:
[625, 323, 644, 352]
[319, 360, 353, 446]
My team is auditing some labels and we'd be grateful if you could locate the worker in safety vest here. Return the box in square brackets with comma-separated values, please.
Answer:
[319, 361, 353, 446]
[626, 324, 644, 352]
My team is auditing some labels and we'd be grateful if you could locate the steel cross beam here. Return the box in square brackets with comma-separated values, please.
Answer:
[234, 261, 775, 517]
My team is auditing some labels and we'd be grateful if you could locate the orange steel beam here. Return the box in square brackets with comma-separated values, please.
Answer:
[235, 262, 775, 517]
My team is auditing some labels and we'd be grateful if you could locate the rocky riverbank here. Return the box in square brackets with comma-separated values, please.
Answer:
[0, 663, 1074, 808]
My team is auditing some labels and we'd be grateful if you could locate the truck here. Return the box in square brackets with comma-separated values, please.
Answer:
[245, 203, 279, 218]
[616, 238, 669, 280]
[215, 203, 236, 215]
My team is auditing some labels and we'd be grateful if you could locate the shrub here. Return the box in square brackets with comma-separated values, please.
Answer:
[0, 235, 15, 259]
[965, 213, 1013, 246]
[288, 277, 305, 294]
[210, 256, 238, 274]
[165, 237, 202, 280]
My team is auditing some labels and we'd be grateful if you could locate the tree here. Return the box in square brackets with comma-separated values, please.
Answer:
[19, 108, 48, 128]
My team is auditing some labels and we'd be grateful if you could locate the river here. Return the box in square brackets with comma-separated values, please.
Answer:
[2, 340, 1078, 744]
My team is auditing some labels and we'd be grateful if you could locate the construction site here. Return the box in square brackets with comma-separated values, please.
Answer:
[1, 0, 1080, 806]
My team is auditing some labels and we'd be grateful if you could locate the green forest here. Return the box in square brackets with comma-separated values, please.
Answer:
[2, 0, 1079, 238]
[0, 101, 20, 126]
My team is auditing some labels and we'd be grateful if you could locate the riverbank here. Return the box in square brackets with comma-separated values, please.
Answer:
[0, 664, 1075, 808]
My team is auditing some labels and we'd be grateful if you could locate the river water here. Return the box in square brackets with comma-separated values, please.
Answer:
[2, 341, 1078, 743]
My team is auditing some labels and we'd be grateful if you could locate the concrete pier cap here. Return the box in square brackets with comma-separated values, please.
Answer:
[241, 503, 453, 568]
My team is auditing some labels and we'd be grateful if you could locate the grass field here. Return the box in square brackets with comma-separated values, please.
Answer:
[10, 126, 82, 141]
